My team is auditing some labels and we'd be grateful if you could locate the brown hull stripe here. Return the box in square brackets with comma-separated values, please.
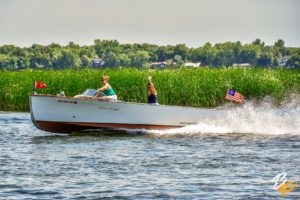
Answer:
[34, 121, 182, 133]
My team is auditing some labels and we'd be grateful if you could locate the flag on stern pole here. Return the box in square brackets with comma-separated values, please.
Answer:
[34, 81, 47, 89]
[225, 88, 244, 104]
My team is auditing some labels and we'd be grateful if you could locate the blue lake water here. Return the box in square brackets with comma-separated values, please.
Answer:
[0, 101, 300, 199]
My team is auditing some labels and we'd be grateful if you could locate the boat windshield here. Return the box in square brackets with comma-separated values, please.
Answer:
[81, 89, 98, 97]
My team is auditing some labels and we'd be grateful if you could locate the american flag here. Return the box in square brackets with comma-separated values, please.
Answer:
[225, 88, 244, 104]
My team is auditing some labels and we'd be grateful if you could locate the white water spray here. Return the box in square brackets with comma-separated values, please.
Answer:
[127, 95, 300, 136]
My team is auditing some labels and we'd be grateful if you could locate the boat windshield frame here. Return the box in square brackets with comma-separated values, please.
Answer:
[81, 89, 98, 97]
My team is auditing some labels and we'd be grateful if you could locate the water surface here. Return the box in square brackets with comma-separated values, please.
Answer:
[0, 101, 300, 199]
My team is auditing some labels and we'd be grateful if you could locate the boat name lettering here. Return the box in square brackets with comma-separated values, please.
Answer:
[58, 100, 78, 104]
[98, 106, 119, 111]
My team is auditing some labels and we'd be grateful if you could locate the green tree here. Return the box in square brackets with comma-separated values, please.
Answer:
[29, 53, 51, 69]
[257, 51, 273, 67]
[104, 52, 119, 67]
[173, 55, 184, 67]
[197, 42, 215, 66]
[130, 50, 150, 67]
[252, 38, 265, 46]
[53, 49, 81, 69]
[287, 50, 300, 68]
[94, 39, 121, 57]
[17, 57, 30, 69]
[174, 44, 189, 60]
[274, 39, 286, 57]
[80, 55, 92, 67]
[157, 46, 175, 61]
[0, 45, 18, 55]
[0, 54, 10, 69]
[118, 53, 131, 67]
[239, 44, 259, 65]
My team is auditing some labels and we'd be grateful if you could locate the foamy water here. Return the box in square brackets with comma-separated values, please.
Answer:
[1, 96, 300, 199]
[127, 95, 300, 136]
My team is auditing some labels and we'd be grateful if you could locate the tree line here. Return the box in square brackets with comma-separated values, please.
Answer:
[0, 39, 299, 70]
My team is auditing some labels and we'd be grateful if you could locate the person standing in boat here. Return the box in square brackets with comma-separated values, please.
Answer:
[147, 75, 158, 104]
[94, 75, 117, 101]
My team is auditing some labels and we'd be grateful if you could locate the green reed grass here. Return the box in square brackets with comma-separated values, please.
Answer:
[0, 67, 300, 111]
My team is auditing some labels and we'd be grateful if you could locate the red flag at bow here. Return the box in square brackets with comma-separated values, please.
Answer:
[35, 81, 47, 89]
[225, 88, 244, 104]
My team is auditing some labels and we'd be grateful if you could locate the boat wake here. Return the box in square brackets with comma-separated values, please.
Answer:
[124, 95, 300, 136]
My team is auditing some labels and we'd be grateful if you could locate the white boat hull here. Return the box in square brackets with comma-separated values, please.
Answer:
[30, 95, 222, 133]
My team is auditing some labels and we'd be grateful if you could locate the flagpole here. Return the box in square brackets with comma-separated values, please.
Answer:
[33, 81, 36, 95]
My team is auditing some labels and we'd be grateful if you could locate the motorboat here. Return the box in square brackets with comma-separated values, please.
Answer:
[30, 89, 222, 133]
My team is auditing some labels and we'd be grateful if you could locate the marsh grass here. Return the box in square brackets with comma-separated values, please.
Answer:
[0, 67, 299, 111]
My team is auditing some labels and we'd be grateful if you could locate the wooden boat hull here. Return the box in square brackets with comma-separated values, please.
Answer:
[30, 95, 221, 133]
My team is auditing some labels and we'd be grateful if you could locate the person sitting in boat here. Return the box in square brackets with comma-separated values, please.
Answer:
[147, 75, 158, 104]
[94, 75, 117, 101]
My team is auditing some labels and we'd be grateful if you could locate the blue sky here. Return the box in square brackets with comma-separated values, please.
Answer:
[0, 0, 299, 47]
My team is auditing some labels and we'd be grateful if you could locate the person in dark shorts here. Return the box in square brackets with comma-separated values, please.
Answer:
[147, 76, 158, 104]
